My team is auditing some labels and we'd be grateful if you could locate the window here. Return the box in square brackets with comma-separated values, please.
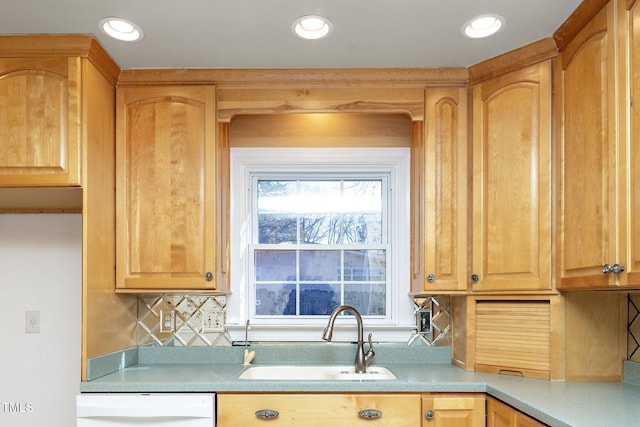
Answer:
[254, 178, 387, 318]
[228, 147, 414, 342]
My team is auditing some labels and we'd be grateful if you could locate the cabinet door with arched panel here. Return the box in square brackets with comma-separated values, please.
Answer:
[116, 85, 219, 291]
[471, 61, 552, 292]
[0, 57, 81, 186]
[412, 87, 468, 293]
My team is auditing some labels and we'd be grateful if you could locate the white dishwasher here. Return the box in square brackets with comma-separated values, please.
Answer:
[76, 393, 215, 426]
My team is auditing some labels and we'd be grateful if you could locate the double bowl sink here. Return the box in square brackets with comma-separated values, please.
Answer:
[239, 365, 397, 381]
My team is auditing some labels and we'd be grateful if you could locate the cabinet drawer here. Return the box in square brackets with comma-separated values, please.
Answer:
[217, 393, 420, 427]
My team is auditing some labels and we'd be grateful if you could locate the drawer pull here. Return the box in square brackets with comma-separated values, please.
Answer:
[255, 409, 279, 419]
[425, 409, 435, 420]
[358, 409, 383, 419]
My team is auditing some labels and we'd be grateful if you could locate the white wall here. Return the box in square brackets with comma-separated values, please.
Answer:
[0, 214, 81, 427]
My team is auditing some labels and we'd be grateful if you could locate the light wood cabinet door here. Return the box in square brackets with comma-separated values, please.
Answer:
[421, 394, 485, 427]
[487, 395, 514, 427]
[217, 393, 421, 427]
[0, 57, 80, 186]
[471, 61, 552, 291]
[557, 1, 640, 289]
[116, 85, 218, 291]
[412, 87, 468, 293]
[623, 0, 640, 286]
[487, 396, 547, 427]
[557, 3, 617, 289]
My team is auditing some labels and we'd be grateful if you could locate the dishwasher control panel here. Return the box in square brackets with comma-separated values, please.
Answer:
[77, 393, 215, 426]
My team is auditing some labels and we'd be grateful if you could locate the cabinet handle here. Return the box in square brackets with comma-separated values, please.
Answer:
[255, 409, 279, 419]
[358, 409, 383, 419]
[602, 264, 625, 274]
[425, 409, 435, 420]
[427, 274, 436, 282]
[471, 274, 479, 283]
[205, 272, 213, 281]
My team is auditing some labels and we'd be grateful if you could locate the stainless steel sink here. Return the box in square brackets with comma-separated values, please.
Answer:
[238, 365, 397, 381]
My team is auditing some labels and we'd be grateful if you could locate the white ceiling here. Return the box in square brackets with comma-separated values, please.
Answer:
[1, 0, 583, 70]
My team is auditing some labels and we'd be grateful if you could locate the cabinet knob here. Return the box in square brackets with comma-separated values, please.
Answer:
[425, 409, 435, 420]
[471, 274, 479, 283]
[358, 409, 383, 419]
[602, 264, 625, 275]
[205, 272, 213, 281]
[255, 409, 279, 419]
[427, 274, 436, 282]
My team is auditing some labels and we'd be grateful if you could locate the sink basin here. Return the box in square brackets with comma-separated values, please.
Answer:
[239, 365, 397, 381]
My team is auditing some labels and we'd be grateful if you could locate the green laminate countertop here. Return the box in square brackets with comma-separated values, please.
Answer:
[80, 345, 640, 427]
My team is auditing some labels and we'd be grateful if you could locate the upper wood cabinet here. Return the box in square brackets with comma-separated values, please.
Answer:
[116, 85, 220, 291]
[622, 0, 640, 286]
[412, 88, 468, 293]
[556, 1, 640, 289]
[470, 60, 552, 292]
[0, 57, 81, 186]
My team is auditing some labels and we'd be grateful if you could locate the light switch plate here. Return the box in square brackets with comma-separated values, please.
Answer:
[202, 310, 225, 332]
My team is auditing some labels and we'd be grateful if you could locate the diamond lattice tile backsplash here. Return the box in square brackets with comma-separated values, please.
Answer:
[136, 294, 452, 347]
[137, 295, 232, 347]
[137, 293, 640, 355]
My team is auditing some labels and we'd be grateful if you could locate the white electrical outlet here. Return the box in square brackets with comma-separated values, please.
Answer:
[25, 310, 40, 333]
[159, 309, 176, 333]
[201, 310, 224, 332]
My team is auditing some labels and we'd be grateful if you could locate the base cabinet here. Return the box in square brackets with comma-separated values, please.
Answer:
[421, 394, 485, 427]
[217, 393, 421, 427]
[486, 397, 547, 427]
[217, 393, 485, 427]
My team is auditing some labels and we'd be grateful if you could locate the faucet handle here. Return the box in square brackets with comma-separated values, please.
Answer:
[367, 333, 375, 353]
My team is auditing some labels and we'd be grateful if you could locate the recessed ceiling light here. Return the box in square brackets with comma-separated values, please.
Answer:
[292, 15, 333, 40]
[99, 17, 144, 42]
[462, 14, 505, 39]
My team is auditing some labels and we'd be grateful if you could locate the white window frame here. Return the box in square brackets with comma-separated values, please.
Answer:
[226, 147, 415, 342]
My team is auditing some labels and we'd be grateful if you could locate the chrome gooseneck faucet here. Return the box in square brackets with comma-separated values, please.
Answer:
[322, 305, 375, 373]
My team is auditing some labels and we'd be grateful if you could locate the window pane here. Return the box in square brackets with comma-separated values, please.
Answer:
[256, 283, 295, 316]
[257, 179, 383, 245]
[343, 249, 386, 281]
[345, 284, 386, 316]
[300, 250, 340, 281]
[299, 284, 340, 315]
[258, 214, 297, 244]
[255, 250, 296, 281]
[258, 181, 298, 244]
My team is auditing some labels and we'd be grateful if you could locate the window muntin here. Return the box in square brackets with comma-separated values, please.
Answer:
[252, 178, 389, 318]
